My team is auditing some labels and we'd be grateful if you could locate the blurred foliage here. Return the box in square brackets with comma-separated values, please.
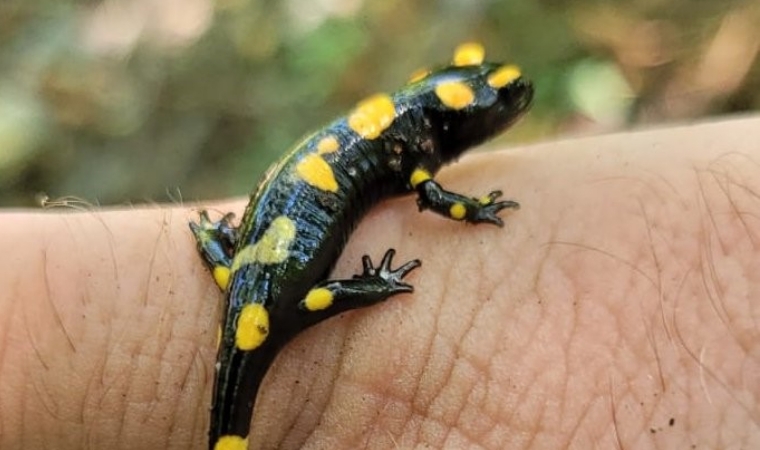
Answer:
[0, 0, 758, 206]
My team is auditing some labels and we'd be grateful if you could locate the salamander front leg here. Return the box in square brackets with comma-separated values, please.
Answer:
[410, 167, 519, 227]
[298, 249, 421, 326]
[189, 210, 239, 290]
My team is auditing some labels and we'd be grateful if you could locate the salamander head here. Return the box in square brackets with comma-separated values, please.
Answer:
[405, 43, 534, 162]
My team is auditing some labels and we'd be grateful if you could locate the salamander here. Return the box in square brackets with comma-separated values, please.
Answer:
[190, 42, 533, 450]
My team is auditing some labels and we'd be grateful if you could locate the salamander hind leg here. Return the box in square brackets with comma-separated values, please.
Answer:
[299, 249, 421, 326]
[189, 210, 239, 291]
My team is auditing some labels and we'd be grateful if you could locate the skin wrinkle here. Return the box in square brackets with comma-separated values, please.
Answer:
[431, 341, 477, 438]
[500, 347, 540, 447]
[408, 261, 448, 441]
[458, 368, 494, 444]
[29, 248, 83, 441]
[293, 324, 353, 449]
[0, 250, 38, 441]
[385, 304, 428, 442]
[434, 262, 488, 429]
[609, 379, 625, 450]
[334, 339, 444, 449]
[490, 296, 540, 439]
[425, 290, 479, 419]
[150, 223, 193, 437]
[289, 346, 329, 447]
[458, 299, 506, 435]
[81, 252, 117, 445]
[68, 212, 121, 311]
[376, 395, 407, 446]
[88, 215, 146, 446]
[368, 316, 423, 447]
[527, 241, 576, 447]
[536, 168, 676, 448]
[292, 323, 353, 447]
[184, 350, 208, 446]
[341, 376, 405, 447]
[561, 272, 588, 447]
[421, 336, 458, 448]
[118, 230, 176, 444]
[143, 211, 213, 448]
[567, 388, 595, 443]
[357, 302, 416, 440]
[458, 361, 502, 447]
[83, 336, 113, 444]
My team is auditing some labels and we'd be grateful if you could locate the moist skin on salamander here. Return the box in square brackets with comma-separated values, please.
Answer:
[190, 42, 533, 450]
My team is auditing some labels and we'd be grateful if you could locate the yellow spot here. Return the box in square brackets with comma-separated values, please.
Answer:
[296, 153, 339, 192]
[232, 216, 296, 271]
[214, 435, 249, 450]
[450, 202, 467, 220]
[408, 68, 430, 84]
[478, 195, 493, 205]
[303, 287, 334, 311]
[236, 303, 269, 351]
[435, 81, 475, 110]
[453, 42, 485, 66]
[488, 65, 521, 89]
[348, 93, 396, 139]
[316, 135, 340, 155]
[213, 266, 231, 290]
[410, 168, 432, 188]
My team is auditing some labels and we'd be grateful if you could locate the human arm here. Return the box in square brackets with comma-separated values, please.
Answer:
[1, 116, 758, 449]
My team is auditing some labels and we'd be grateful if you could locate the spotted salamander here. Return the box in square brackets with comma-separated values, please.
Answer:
[190, 43, 533, 450]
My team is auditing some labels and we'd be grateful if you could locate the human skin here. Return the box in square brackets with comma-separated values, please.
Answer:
[0, 116, 758, 450]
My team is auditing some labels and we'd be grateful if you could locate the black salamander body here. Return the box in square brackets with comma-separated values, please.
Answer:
[190, 43, 533, 450]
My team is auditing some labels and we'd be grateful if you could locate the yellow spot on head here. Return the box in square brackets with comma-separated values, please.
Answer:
[231, 216, 296, 271]
[303, 287, 334, 311]
[488, 64, 521, 89]
[408, 68, 431, 84]
[435, 81, 475, 110]
[236, 303, 269, 351]
[478, 195, 493, 205]
[214, 435, 249, 450]
[348, 93, 396, 139]
[213, 266, 231, 290]
[410, 168, 432, 188]
[453, 42, 485, 66]
[449, 202, 467, 220]
[296, 154, 339, 192]
[316, 135, 340, 155]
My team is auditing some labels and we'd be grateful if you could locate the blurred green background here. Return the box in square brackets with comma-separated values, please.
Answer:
[1, 0, 758, 207]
